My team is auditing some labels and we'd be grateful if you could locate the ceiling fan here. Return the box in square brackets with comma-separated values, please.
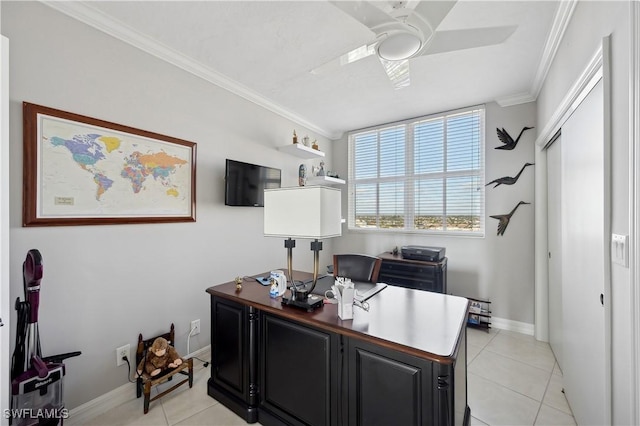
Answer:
[313, 0, 517, 89]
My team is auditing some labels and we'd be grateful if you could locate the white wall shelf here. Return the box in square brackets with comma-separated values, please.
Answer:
[306, 176, 345, 185]
[278, 143, 325, 159]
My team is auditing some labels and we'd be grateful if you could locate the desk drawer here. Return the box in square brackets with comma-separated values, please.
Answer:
[379, 275, 440, 292]
[379, 260, 447, 293]
[380, 262, 439, 279]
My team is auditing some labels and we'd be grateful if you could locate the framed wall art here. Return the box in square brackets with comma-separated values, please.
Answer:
[22, 102, 196, 226]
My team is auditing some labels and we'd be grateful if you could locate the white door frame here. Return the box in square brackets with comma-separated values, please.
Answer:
[0, 35, 10, 423]
[533, 37, 611, 423]
[535, 41, 605, 339]
[630, 2, 640, 424]
[546, 134, 563, 368]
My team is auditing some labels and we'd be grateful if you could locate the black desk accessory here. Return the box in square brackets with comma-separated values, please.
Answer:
[281, 292, 324, 312]
[281, 239, 326, 312]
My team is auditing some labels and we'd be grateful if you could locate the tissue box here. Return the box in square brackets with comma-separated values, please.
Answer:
[338, 287, 354, 320]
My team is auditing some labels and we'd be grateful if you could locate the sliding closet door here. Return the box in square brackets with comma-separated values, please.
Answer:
[561, 78, 607, 425]
[547, 138, 563, 370]
[0, 36, 9, 419]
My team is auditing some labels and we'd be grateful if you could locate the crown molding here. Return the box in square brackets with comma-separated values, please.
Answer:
[42, 0, 577, 139]
[495, 91, 536, 107]
[530, 0, 578, 99]
[495, 0, 577, 108]
[40, 1, 340, 140]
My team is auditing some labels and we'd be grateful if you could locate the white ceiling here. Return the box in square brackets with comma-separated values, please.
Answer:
[46, 1, 565, 139]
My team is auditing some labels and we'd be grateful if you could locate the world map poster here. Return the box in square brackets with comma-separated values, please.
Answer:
[23, 103, 196, 226]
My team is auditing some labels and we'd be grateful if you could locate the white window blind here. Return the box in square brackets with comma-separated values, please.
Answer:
[348, 106, 485, 235]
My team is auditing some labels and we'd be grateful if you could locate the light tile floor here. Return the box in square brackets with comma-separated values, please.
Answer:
[83, 328, 575, 425]
[467, 327, 575, 426]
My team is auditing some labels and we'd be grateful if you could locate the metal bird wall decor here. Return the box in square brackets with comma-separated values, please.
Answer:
[485, 163, 535, 188]
[490, 201, 530, 236]
[495, 126, 534, 150]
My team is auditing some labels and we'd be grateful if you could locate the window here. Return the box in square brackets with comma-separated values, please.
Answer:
[348, 106, 485, 236]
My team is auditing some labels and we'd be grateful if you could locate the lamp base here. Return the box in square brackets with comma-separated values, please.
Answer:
[281, 294, 324, 312]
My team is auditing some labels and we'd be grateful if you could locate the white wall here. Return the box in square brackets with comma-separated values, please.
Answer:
[332, 101, 537, 326]
[1, 2, 335, 409]
[536, 1, 632, 424]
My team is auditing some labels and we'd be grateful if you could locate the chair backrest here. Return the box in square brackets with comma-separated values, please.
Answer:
[136, 323, 176, 368]
[333, 254, 382, 283]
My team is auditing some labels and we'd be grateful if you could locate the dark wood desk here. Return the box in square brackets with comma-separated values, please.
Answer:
[206, 271, 470, 426]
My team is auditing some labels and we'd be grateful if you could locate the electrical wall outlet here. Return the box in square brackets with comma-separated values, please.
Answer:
[116, 344, 130, 367]
[191, 319, 201, 336]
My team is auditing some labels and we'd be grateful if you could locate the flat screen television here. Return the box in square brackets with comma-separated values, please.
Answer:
[225, 159, 281, 207]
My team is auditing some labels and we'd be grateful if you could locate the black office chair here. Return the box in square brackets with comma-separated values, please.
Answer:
[333, 254, 382, 283]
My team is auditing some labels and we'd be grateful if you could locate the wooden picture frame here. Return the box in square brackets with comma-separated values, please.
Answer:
[23, 102, 196, 226]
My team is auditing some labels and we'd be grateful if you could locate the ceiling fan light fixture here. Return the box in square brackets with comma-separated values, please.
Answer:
[376, 31, 422, 61]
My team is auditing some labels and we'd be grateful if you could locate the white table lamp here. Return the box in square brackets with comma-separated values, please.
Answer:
[264, 186, 342, 311]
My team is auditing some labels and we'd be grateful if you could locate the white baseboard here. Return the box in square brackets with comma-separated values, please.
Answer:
[491, 316, 535, 336]
[66, 381, 136, 426]
[67, 345, 211, 425]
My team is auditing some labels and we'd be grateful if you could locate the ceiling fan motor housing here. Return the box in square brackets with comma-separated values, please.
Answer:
[375, 10, 434, 62]
[376, 29, 423, 61]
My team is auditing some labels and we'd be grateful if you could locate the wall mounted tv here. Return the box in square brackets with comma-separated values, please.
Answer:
[225, 159, 281, 207]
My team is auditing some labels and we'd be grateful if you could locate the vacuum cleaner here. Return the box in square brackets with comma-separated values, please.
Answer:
[10, 249, 81, 425]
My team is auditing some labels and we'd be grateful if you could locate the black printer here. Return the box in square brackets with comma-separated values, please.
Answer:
[400, 245, 446, 262]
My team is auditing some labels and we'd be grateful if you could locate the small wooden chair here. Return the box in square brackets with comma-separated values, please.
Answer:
[135, 323, 193, 414]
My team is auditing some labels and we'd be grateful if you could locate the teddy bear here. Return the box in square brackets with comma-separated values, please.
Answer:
[136, 337, 184, 378]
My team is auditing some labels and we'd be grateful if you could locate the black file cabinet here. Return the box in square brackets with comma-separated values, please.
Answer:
[378, 252, 447, 294]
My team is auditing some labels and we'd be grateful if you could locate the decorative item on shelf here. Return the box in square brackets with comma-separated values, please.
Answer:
[264, 186, 342, 312]
[302, 135, 310, 147]
[292, 130, 298, 144]
[235, 276, 242, 292]
[490, 201, 530, 236]
[326, 171, 340, 179]
[495, 126, 534, 150]
[298, 164, 307, 186]
[485, 162, 535, 188]
[312, 140, 319, 150]
[311, 161, 327, 177]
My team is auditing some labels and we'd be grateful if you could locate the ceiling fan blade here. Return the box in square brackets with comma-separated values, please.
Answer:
[330, 1, 405, 35]
[411, 0, 458, 32]
[379, 58, 410, 89]
[421, 26, 518, 56]
[310, 43, 376, 75]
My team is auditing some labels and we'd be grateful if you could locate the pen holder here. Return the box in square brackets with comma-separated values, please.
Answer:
[338, 287, 354, 320]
